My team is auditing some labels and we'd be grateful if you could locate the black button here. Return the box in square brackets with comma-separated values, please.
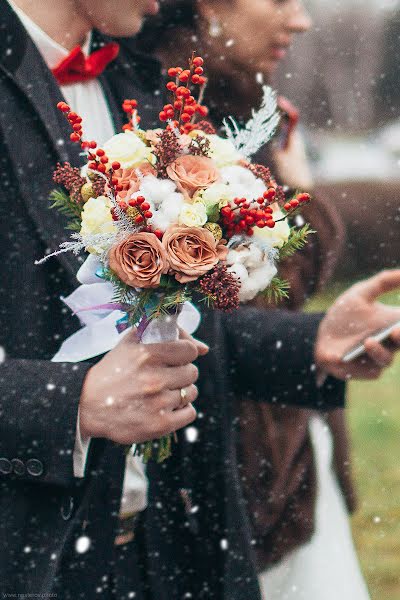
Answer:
[0, 458, 12, 475]
[26, 459, 44, 477]
[11, 459, 26, 476]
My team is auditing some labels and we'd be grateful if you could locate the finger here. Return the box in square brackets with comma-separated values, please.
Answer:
[162, 363, 199, 390]
[168, 384, 199, 411]
[357, 270, 400, 303]
[389, 327, 400, 347]
[179, 329, 210, 356]
[148, 339, 200, 366]
[166, 403, 197, 433]
[364, 338, 394, 368]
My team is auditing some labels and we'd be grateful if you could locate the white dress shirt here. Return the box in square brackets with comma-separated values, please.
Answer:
[9, 0, 148, 516]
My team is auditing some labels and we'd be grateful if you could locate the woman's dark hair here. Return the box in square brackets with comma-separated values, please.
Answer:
[136, 0, 198, 53]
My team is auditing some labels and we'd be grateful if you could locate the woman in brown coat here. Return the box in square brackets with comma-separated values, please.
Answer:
[137, 1, 370, 597]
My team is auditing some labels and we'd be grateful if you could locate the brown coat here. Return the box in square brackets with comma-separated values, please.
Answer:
[237, 191, 357, 570]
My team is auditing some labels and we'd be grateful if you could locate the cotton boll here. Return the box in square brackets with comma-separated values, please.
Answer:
[239, 263, 277, 302]
[221, 165, 266, 200]
[162, 192, 185, 219]
[227, 262, 249, 282]
[149, 211, 171, 232]
[139, 175, 177, 207]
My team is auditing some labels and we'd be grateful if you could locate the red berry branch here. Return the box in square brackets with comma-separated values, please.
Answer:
[159, 53, 209, 134]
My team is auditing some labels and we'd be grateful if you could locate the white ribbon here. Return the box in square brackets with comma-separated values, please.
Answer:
[52, 255, 201, 362]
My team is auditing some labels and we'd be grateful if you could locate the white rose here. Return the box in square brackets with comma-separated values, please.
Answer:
[103, 131, 153, 169]
[253, 207, 290, 249]
[196, 183, 234, 210]
[191, 131, 242, 168]
[80, 196, 115, 254]
[178, 203, 208, 227]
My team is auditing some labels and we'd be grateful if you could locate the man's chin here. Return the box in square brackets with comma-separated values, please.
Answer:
[99, 17, 144, 38]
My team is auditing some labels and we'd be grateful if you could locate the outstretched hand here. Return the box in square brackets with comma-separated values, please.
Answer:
[315, 270, 400, 381]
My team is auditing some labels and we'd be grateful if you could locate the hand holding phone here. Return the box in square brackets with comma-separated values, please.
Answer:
[342, 320, 400, 363]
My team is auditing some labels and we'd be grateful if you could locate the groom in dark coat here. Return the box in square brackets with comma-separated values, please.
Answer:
[1, 1, 400, 599]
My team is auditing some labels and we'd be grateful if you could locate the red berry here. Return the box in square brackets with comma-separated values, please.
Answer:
[297, 193, 311, 203]
[184, 105, 195, 116]
[115, 185, 123, 192]
[118, 201, 128, 210]
[196, 105, 208, 117]
[89, 141, 97, 149]
[100, 156, 108, 164]
[159, 111, 168, 121]
[193, 57, 204, 67]
[198, 76, 207, 86]
[135, 215, 144, 224]
[136, 196, 145, 205]
[96, 149, 105, 157]
[61, 104, 70, 113]
[89, 161, 98, 170]
[81, 141, 89, 149]
[194, 66, 204, 75]
[191, 75, 200, 84]
[112, 161, 121, 171]
[256, 221, 266, 228]
[290, 199, 299, 208]
[144, 211, 153, 218]
[266, 220, 275, 228]
[181, 113, 191, 123]
[168, 67, 178, 77]
[179, 70, 190, 82]
[166, 81, 177, 91]
[141, 202, 150, 211]
[70, 133, 80, 142]
[97, 163, 106, 173]
[284, 203, 291, 211]
[247, 228, 254, 236]
[154, 229, 163, 240]
[68, 112, 79, 122]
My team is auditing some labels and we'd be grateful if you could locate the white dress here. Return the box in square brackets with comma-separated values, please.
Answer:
[258, 416, 371, 600]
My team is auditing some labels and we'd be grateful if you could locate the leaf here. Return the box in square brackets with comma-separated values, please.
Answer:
[223, 86, 280, 158]
[261, 277, 291, 304]
[279, 224, 315, 260]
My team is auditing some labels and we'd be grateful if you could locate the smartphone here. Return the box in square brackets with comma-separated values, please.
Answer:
[276, 96, 300, 151]
[342, 320, 400, 363]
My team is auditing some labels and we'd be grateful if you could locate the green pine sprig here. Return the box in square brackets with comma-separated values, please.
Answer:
[49, 188, 82, 231]
[279, 223, 315, 259]
[261, 276, 291, 304]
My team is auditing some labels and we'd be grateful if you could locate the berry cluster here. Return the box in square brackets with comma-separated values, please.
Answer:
[53, 162, 85, 204]
[122, 99, 141, 132]
[112, 196, 163, 239]
[159, 55, 209, 133]
[57, 102, 121, 175]
[199, 264, 241, 312]
[283, 192, 311, 213]
[220, 189, 278, 238]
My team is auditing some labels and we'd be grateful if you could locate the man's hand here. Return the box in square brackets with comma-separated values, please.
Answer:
[79, 328, 208, 444]
[315, 270, 400, 381]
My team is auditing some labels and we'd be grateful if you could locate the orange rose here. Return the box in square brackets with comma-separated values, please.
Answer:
[166, 155, 219, 199]
[108, 232, 169, 288]
[108, 163, 156, 202]
[163, 225, 228, 283]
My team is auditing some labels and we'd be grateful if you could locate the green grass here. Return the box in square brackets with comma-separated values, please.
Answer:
[306, 283, 400, 600]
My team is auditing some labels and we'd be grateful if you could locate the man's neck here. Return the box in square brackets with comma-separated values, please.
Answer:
[11, 0, 92, 49]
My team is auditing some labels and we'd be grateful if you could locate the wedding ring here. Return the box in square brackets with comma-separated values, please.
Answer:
[180, 387, 188, 407]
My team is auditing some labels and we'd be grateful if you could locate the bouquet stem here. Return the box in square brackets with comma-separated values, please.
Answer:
[134, 308, 182, 462]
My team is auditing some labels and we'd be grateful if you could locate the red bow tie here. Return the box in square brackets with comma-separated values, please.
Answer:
[52, 42, 120, 86]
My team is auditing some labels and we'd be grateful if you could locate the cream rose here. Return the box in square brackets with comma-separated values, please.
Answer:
[191, 132, 242, 168]
[178, 203, 208, 227]
[103, 131, 153, 169]
[80, 196, 115, 254]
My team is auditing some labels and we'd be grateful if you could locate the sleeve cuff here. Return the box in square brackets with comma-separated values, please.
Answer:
[73, 408, 91, 478]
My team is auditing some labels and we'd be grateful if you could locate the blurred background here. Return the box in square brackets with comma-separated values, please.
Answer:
[279, 1, 400, 598]
[276, 0, 400, 279]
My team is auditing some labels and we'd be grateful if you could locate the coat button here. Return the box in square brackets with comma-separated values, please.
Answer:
[11, 458, 26, 476]
[0, 458, 12, 475]
[26, 459, 44, 477]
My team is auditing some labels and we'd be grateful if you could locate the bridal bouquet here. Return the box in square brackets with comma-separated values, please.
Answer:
[42, 53, 311, 461]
